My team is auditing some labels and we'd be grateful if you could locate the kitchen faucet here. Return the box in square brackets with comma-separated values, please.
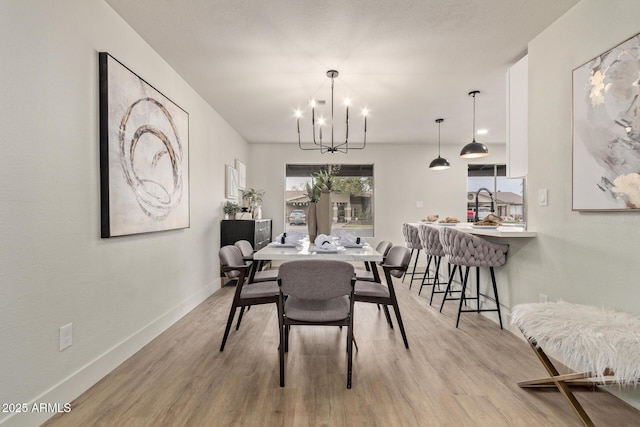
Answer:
[474, 187, 494, 222]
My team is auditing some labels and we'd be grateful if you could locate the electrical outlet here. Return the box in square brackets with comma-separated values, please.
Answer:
[59, 323, 72, 351]
[416, 200, 424, 208]
[539, 293, 548, 303]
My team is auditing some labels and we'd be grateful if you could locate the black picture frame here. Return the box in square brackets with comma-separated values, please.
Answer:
[99, 52, 190, 237]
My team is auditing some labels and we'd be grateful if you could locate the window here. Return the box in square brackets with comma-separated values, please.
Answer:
[285, 164, 374, 237]
[467, 164, 525, 224]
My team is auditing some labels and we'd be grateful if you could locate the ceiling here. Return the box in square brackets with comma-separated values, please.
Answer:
[105, 0, 578, 148]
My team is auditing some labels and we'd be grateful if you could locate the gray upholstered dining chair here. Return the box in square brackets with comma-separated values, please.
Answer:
[438, 227, 509, 328]
[277, 260, 356, 388]
[219, 245, 279, 351]
[354, 240, 393, 282]
[354, 245, 411, 348]
[234, 239, 279, 283]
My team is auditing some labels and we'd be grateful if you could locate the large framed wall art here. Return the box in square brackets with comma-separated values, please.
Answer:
[99, 52, 190, 237]
[572, 32, 640, 211]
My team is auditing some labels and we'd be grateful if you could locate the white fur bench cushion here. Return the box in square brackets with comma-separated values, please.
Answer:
[511, 302, 640, 385]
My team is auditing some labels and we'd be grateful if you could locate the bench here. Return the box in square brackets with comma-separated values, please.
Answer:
[511, 301, 640, 427]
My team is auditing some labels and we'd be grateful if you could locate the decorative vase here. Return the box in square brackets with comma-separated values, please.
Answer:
[307, 202, 318, 241]
[224, 213, 230, 220]
[316, 191, 332, 236]
[253, 205, 262, 219]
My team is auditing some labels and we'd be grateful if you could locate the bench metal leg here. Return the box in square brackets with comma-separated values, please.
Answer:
[520, 337, 600, 427]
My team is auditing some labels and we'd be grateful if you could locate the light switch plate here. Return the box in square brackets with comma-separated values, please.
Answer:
[538, 189, 548, 207]
[416, 201, 424, 208]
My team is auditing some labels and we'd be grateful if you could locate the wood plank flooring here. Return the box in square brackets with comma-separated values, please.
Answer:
[45, 275, 640, 426]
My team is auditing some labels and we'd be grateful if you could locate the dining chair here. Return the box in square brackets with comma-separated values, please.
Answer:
[219, 245, 279, 351]
[354, 245, 411, 348]
[277, 260, 356, 388]
[354, 240, 392, 282]
[234, 239, 279, 283]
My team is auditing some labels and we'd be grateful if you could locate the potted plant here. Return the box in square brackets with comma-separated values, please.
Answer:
[222, 200, 240, 219]
[241, 188, 265, 212]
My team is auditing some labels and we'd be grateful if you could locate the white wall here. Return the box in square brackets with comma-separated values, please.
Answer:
[519, 0, 640, 407]
[524, 0, 640, 315]
[250, 143, 505, 247]
[0, 1, 247, 425]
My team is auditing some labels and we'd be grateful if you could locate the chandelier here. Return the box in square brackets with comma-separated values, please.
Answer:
[295, 70, 368, 153]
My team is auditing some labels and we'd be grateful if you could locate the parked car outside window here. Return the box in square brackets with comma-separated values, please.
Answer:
[289, 209, 306, 225]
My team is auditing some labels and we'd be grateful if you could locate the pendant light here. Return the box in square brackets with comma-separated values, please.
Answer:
[460, 90, 489, 158]
[429, 118, 450, 170]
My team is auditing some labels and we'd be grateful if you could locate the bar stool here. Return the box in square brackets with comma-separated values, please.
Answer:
[401, 223, 422, 287]
[438, 227, 509, 329]
[417, 223, 445, 304]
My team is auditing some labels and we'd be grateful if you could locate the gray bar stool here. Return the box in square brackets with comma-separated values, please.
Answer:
[438, 227, 509, 328]
[417, 223, 446, 304]
[401, 223, 422, 287]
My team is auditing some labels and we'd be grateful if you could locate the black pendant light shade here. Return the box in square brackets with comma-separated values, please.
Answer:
[460, 90, 488, 158]
[429, 118, 450, 170]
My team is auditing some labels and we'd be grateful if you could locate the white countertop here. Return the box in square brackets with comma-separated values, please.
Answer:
[412, 222, 537, 238]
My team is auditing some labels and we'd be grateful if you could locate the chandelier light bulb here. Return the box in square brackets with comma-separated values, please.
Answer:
[344, 98, 351, 106]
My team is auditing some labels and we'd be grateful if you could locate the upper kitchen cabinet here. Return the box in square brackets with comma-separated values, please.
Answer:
[506, 55, 528, 178]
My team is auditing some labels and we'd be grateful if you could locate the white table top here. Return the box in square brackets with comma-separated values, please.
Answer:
[254, 239, 383, 262]
[411, 222, 537, 238]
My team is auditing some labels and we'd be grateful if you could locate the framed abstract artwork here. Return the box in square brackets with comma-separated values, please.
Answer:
[99, 52, 190, 237]
[235, 159, 246, 190]
[572, 32, 640, 211]
[226, 165, 239, 200]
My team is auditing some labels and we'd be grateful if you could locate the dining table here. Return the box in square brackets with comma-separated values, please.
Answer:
[253, 238, 383, 262]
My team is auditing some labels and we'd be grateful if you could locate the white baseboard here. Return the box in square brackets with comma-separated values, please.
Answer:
[1, 280, 220, 427]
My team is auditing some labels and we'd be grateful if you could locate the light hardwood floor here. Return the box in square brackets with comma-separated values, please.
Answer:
[45, 275, 640, 426]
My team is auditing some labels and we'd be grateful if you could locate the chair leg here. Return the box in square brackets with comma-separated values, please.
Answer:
[476, 266, 481, 312]
[278, 298, 285, 387]
[391, 300, 409, 349]
[418, 255, 433, 296]
[285, 325, 290, 352]
[439, 265, 457, 313]
[456, 267, 470, 328]
[409, 249, 420, 288]
[347, 317, 354, 389]
[279, 324, 285, 387]
[235, 306, 246, 330]
[220, 305, 237, 351]
[382, 305, 394, 329]
[429, 257, 442, 306]
[490, 267, 503, 329]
